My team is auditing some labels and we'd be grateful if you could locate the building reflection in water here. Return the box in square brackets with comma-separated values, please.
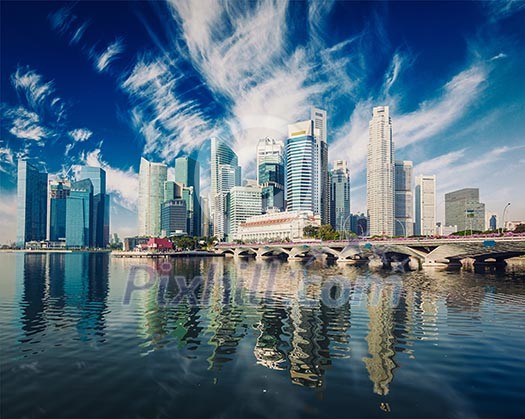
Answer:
[18, 253, 109, 344]
[362, 283, 398, 396]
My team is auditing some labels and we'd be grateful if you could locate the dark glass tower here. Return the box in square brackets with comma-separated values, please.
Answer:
[78, 166, 109, 247]
[16, 160, 48, 247]
[175, 156, 201, 236]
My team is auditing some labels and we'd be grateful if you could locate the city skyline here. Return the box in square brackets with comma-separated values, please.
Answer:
[1, 1, 525, 242]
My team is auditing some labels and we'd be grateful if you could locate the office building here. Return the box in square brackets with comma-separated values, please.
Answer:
[394, 161, 413, 237]
[367, 106, 395, 236]
[238, 210, 322, 242]
[311, 107, 330, 224]
[181, 186, 194, 235]
[256, 137, 285, 212]
[286, 111, 329, 224]
[164, 180, 181, 202]
[48, 180, 70, 241]
[330, 160, 351, 232]
[161, 199, 187, 236]
[66, 179, 93, 247]
[210, 138, 241, 239]
[201, 197, 211, 237]
[415, 175, 436, 236]
[489, 215, 497, 231]
[228, 184, 262, 241]
[445, 188, 485, 232]
[138, 157, 168, 237]
[175, 156, 201, 236]
[16, 160, 48, 247]
[79, 166, 109, 248]
[350, 213, 368, 236]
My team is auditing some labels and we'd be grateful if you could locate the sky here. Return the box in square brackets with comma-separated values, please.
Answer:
[1, 0, 524, 243]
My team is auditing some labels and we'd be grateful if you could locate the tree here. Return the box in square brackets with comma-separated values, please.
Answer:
[303, 225, 319, 238]
[514, 224, 525, 233]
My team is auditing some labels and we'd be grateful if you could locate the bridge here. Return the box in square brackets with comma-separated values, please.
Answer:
[215, 235, 525, 270]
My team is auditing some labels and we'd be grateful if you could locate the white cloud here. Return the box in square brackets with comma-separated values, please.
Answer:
[0, 145, 15, 174]
[68, 128, 93, 142]
[121, 57, 217, 162]
[5, 107, 51, 141]
[77, 148, 138, 212]
[0, 192, 17, 244]
[394, 63, 487, 148]
[94, 39, 125, 72]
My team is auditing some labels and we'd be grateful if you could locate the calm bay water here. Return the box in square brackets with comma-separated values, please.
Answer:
[1, 252, 525, 418]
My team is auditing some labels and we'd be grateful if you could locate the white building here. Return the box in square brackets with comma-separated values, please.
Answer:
[505, 220, 525, 231]
[394, 161, 413, 237]
[436, 224, 457, 236]
[415, 175, 436, 236]
[367, 106, 395, 236]
[238, 210, 322, 242]
[228, 184, 262, 241]
[214, 163, 240, 240]
[211, 138, 241, 238]
[311, 107, 329, 224]
[138, 157, 167, 237]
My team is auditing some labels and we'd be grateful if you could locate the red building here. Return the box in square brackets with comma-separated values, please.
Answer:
[140, 237, 173, 251]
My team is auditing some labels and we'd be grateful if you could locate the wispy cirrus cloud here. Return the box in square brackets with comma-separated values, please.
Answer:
[49, 5, 89, 45]
[394, 63, 487, 148]
[3, 107, 51, 141]
[93, 39, 125, 73]
[69, 128, 93, 143]
[0, 143, 16, 174]
[121, 56, 217, 162]
[11, 66, 66, 121]
[75, 147, 139, 212]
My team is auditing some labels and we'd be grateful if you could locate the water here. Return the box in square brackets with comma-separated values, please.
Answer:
[1, 252, 525, 418]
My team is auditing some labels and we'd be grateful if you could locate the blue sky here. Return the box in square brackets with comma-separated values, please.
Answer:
[1, 0, 524, 242]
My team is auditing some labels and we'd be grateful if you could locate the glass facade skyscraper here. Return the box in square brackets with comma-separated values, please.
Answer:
[78, 166, 109, 247]
[330, 160, 351, 232]
[48, 180, 70, 241]
[161, 199, 187, 236]
[66, 179, 93, 247]
[256, 137, 285, 212]
[138, 157, 168, 237]
[16, 160, 48, 247]
[394, 161, 414, 237]
[174, 156, 201, 236]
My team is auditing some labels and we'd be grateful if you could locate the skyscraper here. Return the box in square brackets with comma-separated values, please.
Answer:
[285, 111, 329, 224]
[138, 157, 168, 237]
[394, 161, 414, 237]
[48, 180, 70, 241]
[311, 107, 329, 224]
[213, 164, 240, 240]
[16, 160, 48, 247]
[415, 175, 436, 236]
[78, 166, 109, 247]
[445, 188, 485, 232]
[66, 179, 93, 247]
[228, 184, 262, 241]
[175, 156, 201, 236]
[210, 138, 241, 239]
[330, 160, 351, 232]
[161, 199, 187, 236]
[367, 106, 394, 236]
[256, 137, 285, 212]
